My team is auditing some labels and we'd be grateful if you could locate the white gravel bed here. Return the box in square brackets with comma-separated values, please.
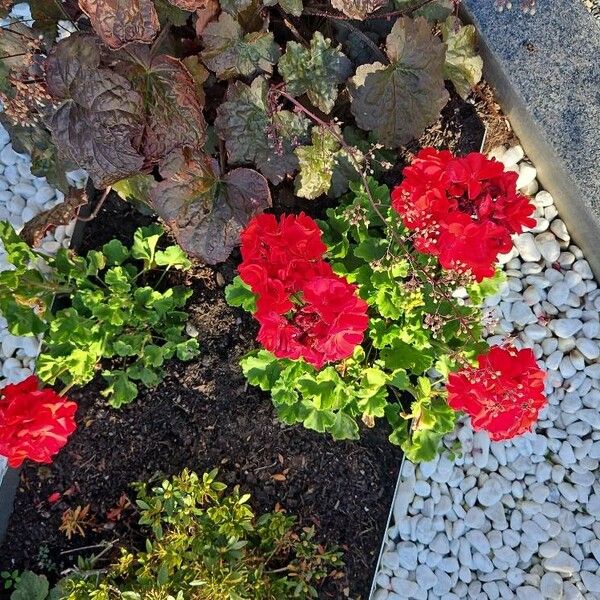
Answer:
[372, 146, 600, 600]
[0, 122, 78, 389]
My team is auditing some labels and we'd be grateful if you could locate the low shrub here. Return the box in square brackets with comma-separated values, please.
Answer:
[61, 469, 342, 599]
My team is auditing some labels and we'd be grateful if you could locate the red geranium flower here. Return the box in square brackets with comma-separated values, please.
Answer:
[447, 346, 546, 441]
[391, 149, 536, 280]
[239, 213, 333, 312]
[0, 376, 77, 468]
[256, 275, 369, 368]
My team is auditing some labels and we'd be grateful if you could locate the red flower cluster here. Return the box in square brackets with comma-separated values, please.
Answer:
[0, 376, 77, 468]
[239, 213, 369, 368]
[447, 346, 546, 441]
[391, 149, 536, 281]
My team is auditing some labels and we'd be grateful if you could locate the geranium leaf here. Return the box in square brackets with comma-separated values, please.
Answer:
[45, 34, 145, 188]
[116, 50, 206, 165]
[149, 152, 272, 263]
[330, 0, 387, 19]
[78, 0, 160, 49]
[278, 32, 352, 114]
[349, 17, 448, 147]
[225, 275, 257, 312]
[201, 12, 280, 80]
[441, 16, 483, 99]
[240, 350, 284, 390]
[294, 126, 360, 199]
[102, 370, 139, 407]
[214, 77, 310, 184]
[263, 0, 303, 16]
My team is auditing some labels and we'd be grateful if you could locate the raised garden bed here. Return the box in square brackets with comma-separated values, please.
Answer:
[0, 1, 598, 600]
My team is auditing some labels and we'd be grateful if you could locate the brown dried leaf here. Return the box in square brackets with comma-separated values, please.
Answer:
[271, 473, 286, 481]
[20, 187, 88, 247]
[78, 0, 160, 49]
[149, 151, 271, 264]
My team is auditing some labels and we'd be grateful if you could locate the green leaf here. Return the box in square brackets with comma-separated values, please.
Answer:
[176, 338, 200, 361]
[394, 0, 453, 21]
[102, 239, 130, 266]
[105, 266, 132, 294]
[349, 17, 448, 147]
[294, 126, 357, 200]
[380, 340, 433, 373]
[240, 350, 285, 391]
[404, 429, 444, 462]
[154, 246, 192, 270]
[10, 571, 49, 600]
[144, 345, 165, 368]
[304, 408, 336, 433]
[201, 13, 280, 80]
[112, 174, 155, 207]
[127, 364, 161, 388]
[389, 369, 410, 390]
[278, 32, 351, 114]
[102, 370, 139, 408]
[225, 276, 257, 312]
[329, 411, 359, 440]
[132, 224, 164, 268]
[263, 0, 303, 16]
[441, 16, 483, 99]
[214, 77, 310, 184]
[354, 238, 388, 262]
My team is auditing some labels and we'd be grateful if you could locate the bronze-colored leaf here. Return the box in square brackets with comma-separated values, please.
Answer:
[78, 0, 160, 49]
[149, 151, 272, 264]
[194, 0, 221, 36]
[114, 48, 207, 166]
[20, 187, 88, 247]
[45, 34, 145, 188]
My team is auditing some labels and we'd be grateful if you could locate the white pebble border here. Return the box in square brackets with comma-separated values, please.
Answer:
[372, 146, 600, 600]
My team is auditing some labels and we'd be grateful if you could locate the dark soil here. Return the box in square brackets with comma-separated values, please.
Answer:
[0, 87, 491, 599]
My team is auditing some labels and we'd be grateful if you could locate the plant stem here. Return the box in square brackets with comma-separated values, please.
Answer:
[77, 187, 111, 222]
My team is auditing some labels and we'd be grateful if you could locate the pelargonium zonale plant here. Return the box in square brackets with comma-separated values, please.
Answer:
[227, 150, 548, 462]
